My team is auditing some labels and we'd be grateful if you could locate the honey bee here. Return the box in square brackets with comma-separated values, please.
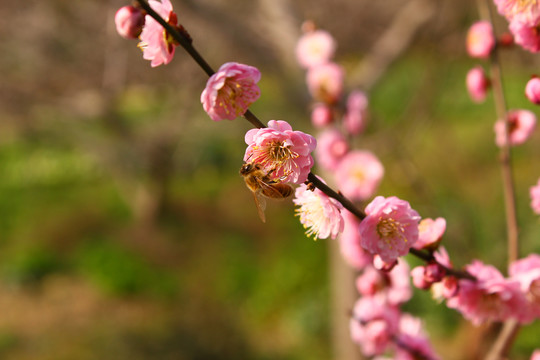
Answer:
[240, 162, 294, 222]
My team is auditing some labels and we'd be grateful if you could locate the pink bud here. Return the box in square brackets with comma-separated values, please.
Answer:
[466, 21, 495, 59]
[115, 5, 145, 39]
[526, 76, 540, 104]
[311, 103, 333, 127]
[466, 66, 490, 103]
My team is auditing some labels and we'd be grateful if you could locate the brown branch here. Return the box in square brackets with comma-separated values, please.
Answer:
[478, 1, 521, 359]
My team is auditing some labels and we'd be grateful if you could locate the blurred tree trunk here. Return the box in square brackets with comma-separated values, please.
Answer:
[329, 239, 362, 360]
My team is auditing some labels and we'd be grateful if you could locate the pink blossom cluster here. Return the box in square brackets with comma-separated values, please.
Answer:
[114, 0, 183, 67]
[350, 261, 440, 359]
[410, 246, 540, 325]
[295, 24, 383, 202]
[464, 22, 493, 103]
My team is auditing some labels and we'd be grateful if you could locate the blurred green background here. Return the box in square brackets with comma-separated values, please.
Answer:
[1, 0, 540, 359]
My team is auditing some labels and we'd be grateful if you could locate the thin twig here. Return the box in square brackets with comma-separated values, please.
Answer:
[480, 1, 521, 359]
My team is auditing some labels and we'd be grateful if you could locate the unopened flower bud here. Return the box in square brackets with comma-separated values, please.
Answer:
[466, 21, 495, 59]
[466, 66, 490, 103]
[115, 5, 145, 39]
[498, 32, 514, 47]
[311, 103, 333, 127]
[526, 76, 540, 104]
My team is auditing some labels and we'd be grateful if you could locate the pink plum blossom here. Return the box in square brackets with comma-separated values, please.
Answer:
[311, 103, 333, 127]
[466, 66, 490, 103]
[509, 254, 540, 321]
[531, 350, 540, 360]
[306, 62, 344, 104]
[201, 62, 261, 121]
[350, 296, 401, 356]
[509, 19, 540, 53]
[138, 0, 178, 67]
[315, 129, 349, 171]
[431, 247, 459, 301]
[115, 5, 145, 39]
[530, 178, 540, 214]
[526, 76, 540, 104]
[395, 314, 441, 360]
[244, 120, 316, 184]
[413, 217, 446, 250]
[343, 90, 369, 135]
[356, 260, 412, 305]
[411, 265, 431, 290]
[358, 196, 421, 263]
[411, 262, 446, 291]
[494, 0, 540, 24]
[293, 180, 344, 240]
[339, 210, 373, 269]
[296, 29, 337, 69]
[447, 260, 529, 325]
[494, 109, 537, 147]
[334, 150, 384, 201]
[466, 21, 496, 59]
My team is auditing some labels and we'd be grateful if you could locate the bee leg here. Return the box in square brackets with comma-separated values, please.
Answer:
[304, 180, 316, 191]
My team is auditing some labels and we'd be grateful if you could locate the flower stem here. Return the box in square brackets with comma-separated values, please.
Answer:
[483, 0, 519, 266]
[478, 1, 521, 359]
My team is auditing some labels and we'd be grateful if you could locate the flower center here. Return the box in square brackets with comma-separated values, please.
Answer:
[377, 218, 405, 240]
[269, 141, 296, 162]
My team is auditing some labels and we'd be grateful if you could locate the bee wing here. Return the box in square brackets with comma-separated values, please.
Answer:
[252, 191, 267, 223]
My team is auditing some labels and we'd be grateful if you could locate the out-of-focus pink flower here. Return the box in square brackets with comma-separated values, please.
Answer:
[306, 62, 344, 104]
[494, 0, 540, 24]
[356, 260, 412, 305]
[509, 19, 540, 53]
[395, 314, 441, 360]
[339, 210, 373, 269]
[296, 29, 337, 69]
[359, 196, 421, 263]
[201, 62, 261, 121]
[244, 120, 316, 184]
[311, 103, 333, 128]
[531, 349, 540, 360]
[413, 217, 446, 250]
[334, 150, 384, 201]
[530, 178, 540, 214]
[509, 254, 540, 321]
[293, 180, 344, 240]
[431, 247, 459, 301]
[466, 66, 491, 103]
[526, 77, 540, 104]
[447, 260, 529, 325]
[350, 296, 401, 356]
[344, 90, 369, 135]
[138, 0, 178, 67]
[411, 266, 431, 290]
[411, 262, 446, 290]
[315, 129, 349, 171]
[494, 109, 537, 147]
[466, 21, 496, 58]
[115, 5, 145, 39]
